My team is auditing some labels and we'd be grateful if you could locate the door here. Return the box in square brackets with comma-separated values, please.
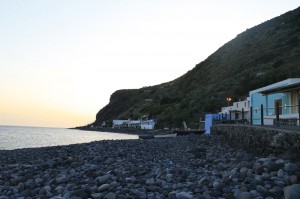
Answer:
[274, 99, 282, 115]
[291, 91, 298, 114]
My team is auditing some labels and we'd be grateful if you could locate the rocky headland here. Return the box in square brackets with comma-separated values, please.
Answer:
[0, 134, 299, 199]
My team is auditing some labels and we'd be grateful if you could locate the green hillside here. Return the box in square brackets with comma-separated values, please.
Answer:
[91, 7, 300, 128]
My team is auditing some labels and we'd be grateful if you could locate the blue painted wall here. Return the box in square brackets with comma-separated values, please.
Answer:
[251, 92, 285, 124]
[205, 114, 229, 134]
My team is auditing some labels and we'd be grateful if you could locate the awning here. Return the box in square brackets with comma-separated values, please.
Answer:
[260, 82, 300, 95]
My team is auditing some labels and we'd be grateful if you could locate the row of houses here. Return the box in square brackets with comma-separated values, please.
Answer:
[112, 119, 156, 130]
[206, 78, 300, 133]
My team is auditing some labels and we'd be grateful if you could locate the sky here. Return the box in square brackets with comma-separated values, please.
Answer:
[0, 0, 299, 128]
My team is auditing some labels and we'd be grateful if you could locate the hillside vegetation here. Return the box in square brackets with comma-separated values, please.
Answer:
[91, 7, 300, 128]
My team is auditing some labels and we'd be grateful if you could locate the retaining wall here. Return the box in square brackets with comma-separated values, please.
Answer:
[211, 125, 300, 158]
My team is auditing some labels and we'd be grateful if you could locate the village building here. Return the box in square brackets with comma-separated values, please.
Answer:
[112, 119, 156, 130]
[249, 78, 300, 126]
[205, 78, 300, 133]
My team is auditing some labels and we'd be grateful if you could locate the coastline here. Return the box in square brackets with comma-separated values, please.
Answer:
[74, 126, 163, 136]
[0, 134, 300, 198]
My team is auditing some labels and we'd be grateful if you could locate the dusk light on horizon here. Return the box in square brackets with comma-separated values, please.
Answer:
[0, 0, 299, 128]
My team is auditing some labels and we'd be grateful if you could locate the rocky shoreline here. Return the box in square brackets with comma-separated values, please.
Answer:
[0, 134, 299, 199]
[74, 127, 161, 136]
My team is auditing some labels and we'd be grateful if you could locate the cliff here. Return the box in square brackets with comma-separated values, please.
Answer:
[91, 7, 300, 128]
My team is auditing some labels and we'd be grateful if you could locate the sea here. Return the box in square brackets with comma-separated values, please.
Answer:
[0, 125, 138, 150]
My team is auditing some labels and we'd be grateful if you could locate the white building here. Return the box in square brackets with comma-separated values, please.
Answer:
[220, 97, 250, 122]
[112, 120, 130, 128]
[141, 119, 156, 130]
[112, 119, 156, 129]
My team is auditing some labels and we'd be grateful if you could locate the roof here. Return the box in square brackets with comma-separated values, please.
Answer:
[250, 78, 300, 95]
[260, 82, 300, 95]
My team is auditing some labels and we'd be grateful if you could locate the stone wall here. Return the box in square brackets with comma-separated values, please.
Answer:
[211, 125, 300, 158]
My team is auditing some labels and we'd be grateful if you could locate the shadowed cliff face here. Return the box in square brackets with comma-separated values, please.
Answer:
[93, 7, 300, 128]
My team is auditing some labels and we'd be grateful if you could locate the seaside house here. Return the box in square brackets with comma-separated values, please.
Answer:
[112, 119, 156, 129]
[112, 120, 130, 128]
[205, 98, 249, 134]
[249, 78, 300, 126]
[220, 98, 250, 122]
[140, 119, 156, 130]
[206, 78, 300, 133]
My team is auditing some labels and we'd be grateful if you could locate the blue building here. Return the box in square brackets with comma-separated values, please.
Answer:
[205, 114, 230, 134]
[250, 78, 300, 126]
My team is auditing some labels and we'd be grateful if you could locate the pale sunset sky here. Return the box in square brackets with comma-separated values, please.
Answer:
[0, 1, 299, 128]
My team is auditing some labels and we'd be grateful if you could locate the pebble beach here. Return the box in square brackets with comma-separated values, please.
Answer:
[0, 134, 299, 199]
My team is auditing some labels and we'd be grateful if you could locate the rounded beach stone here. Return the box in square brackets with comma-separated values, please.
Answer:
[54, 185, 64, 194]
[17, 182, 24, 192]
[175, 192, 193, 199]
[284, 163, 300, 174]
[55, 176, 68, 184]
[238, 192, 252, 199]
[98, 184, 110, 192]
[134, 189, 147, 199]
[213, 182, 225, 191]
[256, 185, 269, 195]
[278, 169, 284, 178]
[71, 188, 92, 198]
[104, 192, 116, 199]
[168, 191, 177, 198]
[166, 174, 173, 182]
[290, 175, 298, 184]
[97, 174, 112, 184]
[91, 193, 104, 199]
[284, 184, 300, 199]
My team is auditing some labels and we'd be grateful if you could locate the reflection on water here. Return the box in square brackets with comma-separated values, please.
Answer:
[0, 126, 138, 150]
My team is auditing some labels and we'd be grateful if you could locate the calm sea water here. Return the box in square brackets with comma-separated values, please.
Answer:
[0, 126, 138, 150]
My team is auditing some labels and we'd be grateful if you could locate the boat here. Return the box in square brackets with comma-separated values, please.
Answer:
[172, 121, 205, 136]
[172, 130, 205, 136]
[138, 134, 154, 139]
[154, 133, 177, 138]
